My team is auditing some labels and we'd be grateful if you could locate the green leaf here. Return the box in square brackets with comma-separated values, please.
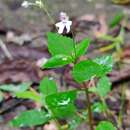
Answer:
[45, 91, 77, 119]
[97, 76, 111, 97]
[76, 38, 91, 58]
[72, 60, 105, 83]
[96, 121, 116, 130]
[47, 32, 75, 56]
[9, 109, 51, 127]
[92, 102, 107, 113]
[109, 13, 124, 28]
[43, 54, 73, 68]
[15, 91, 41, 103]
[0, 82, 32, 93]
[39, 77, 57, 97]
[94, 55, 113, 74]
[72, 56, 113, 83]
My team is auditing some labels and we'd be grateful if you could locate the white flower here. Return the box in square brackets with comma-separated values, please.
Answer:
[55, 12, 72, 34]
[21, 1, 30, 8]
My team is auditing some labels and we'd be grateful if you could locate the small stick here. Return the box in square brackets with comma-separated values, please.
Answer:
[0, 39, 13, 60]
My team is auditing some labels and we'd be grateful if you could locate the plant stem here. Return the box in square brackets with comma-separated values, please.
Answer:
[100, 96, 113, 119]
[41, 0, 55, 25]
[71, 30, 77, 60]
[83, 83, 94, 130]
[118, 84, 126, 129]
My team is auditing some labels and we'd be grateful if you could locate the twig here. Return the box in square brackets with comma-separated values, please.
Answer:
[0, 39, 13, 60]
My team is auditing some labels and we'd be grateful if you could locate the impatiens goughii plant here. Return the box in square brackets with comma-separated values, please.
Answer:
[8, 32, 116, 130]
[8, 2, 117, 130]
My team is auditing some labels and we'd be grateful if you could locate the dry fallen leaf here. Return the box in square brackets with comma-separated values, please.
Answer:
[93, 14, 108, 37]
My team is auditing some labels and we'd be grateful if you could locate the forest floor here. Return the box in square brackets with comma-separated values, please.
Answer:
[0, 0, 130, 130]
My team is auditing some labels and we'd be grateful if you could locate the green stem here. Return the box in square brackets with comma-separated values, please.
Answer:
[83, 83, 94, 130]
[40, 0, 55, 25]
[71, 30, 77, 62]
[100, 96, 113, 119]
